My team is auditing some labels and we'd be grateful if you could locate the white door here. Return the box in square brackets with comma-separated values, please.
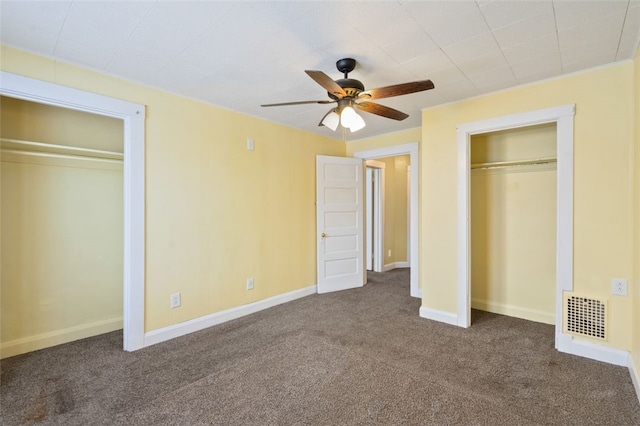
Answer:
[316, 155, 364, 293]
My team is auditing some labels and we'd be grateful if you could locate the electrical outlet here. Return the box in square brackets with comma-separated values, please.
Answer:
[388, 250, 392, 257]
[247, 277, 254, 290]
[170, 292, 181, 308]
[611, 278, 628, 296]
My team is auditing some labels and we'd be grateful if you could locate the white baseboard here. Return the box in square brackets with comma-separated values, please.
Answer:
[471, 298, 555, 325]
[419, 306, 458, 326]
[556, 333, 629, 366]
[144, 285, 317, 348]
[628, 355, 640, 405]
[410, 287, 422, 299]
[0, 316, 123, 359]
[382, 261, 409, 272]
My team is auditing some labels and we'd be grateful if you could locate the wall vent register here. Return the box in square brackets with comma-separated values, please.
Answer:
[564, 294, 607, 340]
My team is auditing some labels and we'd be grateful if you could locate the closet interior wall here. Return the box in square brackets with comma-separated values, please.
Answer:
[1, 96, 124, 358]
[470, 123, 557, 324]
[376, 155, 410, 269]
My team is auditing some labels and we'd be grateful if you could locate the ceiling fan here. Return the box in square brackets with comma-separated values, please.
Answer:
[261, 58, 435, 133]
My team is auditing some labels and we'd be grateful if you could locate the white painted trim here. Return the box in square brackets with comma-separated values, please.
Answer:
[144, 285, 317, 347]
[419, 306, 458, 326]
[406, 165, 411, 269]
[365, 168, 373, 271]
[554, 111, 575, 349]
[556, 333, 629, 366]
[629, 356, 640, 405]
[456, 105, 575, 337]
[353, 143, 421, 299]
[0, 71, 146, 352]
[457, 128, 471, 328]
[383, 261, 410, 272]
[456, 105, 574, 135]
[365, 160, 385, 273]
[0, 317, 123, 359]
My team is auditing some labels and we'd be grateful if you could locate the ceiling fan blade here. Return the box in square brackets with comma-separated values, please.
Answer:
[356, 101, 409, 121]
[305, 70, 347, 98]
[261, 100, 334, 107]
[359, 80, 434, 100]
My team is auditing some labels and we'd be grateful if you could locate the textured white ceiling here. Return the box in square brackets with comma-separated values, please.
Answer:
[1, 0, 639, 141]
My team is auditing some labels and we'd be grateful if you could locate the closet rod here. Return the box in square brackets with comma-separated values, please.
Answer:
[470, 157, 557, 170]
[0, 138, 123, 161]
[1, 149, 124, 166]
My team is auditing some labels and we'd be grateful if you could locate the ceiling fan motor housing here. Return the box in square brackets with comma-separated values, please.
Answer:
[329, 78, 365, 99]
[336, 58, 356, 75]
[327, 58, 365, 99]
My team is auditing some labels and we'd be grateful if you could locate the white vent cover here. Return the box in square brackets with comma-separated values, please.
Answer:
[564, 294, 607, 340]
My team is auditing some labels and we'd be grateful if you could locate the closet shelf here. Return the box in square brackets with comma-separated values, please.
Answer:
[470, 157, 557, 170]
[1, 138, 123, 161]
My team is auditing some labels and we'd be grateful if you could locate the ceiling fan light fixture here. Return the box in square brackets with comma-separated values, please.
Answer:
[321, 110, 340, 131]
[340, 106, 359, 127]
[348, 113, 366, 132]
[340, 105, 366, 132]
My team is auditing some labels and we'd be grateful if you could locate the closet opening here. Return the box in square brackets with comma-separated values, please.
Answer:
[469, 123, 557, 325]
[1, 71, 146, 354]
[456, 105, 575, 351]
[1, 96, 124, 358]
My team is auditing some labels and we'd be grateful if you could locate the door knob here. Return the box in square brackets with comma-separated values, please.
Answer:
[321, 233, 327, 238]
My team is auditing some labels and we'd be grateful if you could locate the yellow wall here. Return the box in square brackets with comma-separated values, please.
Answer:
[422, 61, 635, 350]
[0, 45, 345, 338]
[3, 42, 638, 365]
[1, 152, 124, 356]
[392, 155, 410, 264]
[346, 127, 421, 156]
[470, 125, 556, 324]
[1, 96, 123, 151]
[375, 155, 409, 266]
[470, 124, 556, 164]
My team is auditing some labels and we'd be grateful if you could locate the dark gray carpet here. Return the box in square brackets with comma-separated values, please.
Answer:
[2, 268, 639, 425]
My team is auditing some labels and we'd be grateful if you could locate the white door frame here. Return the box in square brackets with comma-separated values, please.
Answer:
[406, 165, 412, 273]
[354, 142, 420, 298]
[0, 71, 146, 352]
[365, 160, 385, 273]
[366, 168, 373, 271]
[456, 105, 574, 352]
